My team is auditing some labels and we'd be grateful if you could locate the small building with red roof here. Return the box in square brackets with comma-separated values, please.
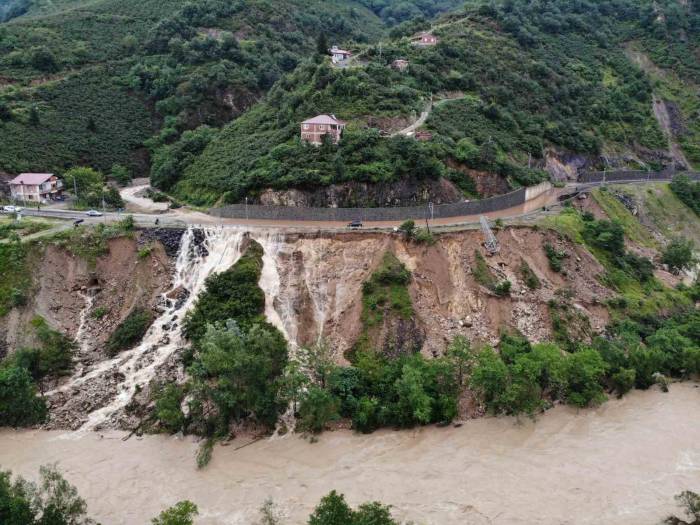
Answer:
[300, 114, 346, 145]
[9, 173, 64, 203]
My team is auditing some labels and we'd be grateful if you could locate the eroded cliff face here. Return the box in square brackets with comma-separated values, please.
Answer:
[0, 235, 171, 374]
[261, 227, 612, 358]
[3, 225, 617, 430]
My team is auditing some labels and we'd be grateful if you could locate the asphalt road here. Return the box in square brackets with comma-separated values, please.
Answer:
[0, 178, 674, 233]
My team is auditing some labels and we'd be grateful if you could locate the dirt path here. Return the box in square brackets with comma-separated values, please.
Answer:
[392, 95, 466, 137]
[120, 184, 170, 213]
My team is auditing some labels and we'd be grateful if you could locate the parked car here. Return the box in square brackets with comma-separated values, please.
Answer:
[3, 205, 22, 213]
[347, 220, 363, 229]
[85, 210, 103, 217]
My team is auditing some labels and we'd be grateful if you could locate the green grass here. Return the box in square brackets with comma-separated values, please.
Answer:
[0, 240, 31, 316]
[633, 183, 700, 246]
[361, 252, 413, 326]
[0, 217, 53, 239]
[591, 188, 656, 248]
[472, 250, 497, 289]
[540, 208, 585, 244]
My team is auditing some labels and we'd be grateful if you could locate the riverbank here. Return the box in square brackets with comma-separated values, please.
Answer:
[0, 383, 697, 524]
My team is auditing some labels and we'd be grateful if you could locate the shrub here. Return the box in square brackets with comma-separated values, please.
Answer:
[472, 250, 497, 289]
[519, 259, 541, 289]
[91, 306, 108, 319]
[398, 220, 415, 239]
[151, 501, 199, 525]
[154, 383, 186, 433]
[610, 368, 636, 397]
[662, 238, 697, 275]
[563, 348, 607, 407]
[107, 308, 152, 355]
[544, 243, 567, 273]
[138, 246, 153, 259]
[184, 241, 265, 347]
[494, 280, 512, 297]
[0, 365, 47, 426]
[413, 228, 436, 245]
[298, 386, 340, 433]
[10, 317, 76, 381]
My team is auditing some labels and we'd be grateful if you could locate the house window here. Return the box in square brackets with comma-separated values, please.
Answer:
[318, 125, 325, 130]
[303, 124, 309, 130]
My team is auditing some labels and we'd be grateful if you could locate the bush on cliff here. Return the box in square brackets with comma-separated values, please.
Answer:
[107, 308, 153, 355]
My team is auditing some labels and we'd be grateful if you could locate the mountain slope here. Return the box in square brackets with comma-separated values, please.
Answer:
[0, 0, 390, 173]
[172, 0, 699, 206]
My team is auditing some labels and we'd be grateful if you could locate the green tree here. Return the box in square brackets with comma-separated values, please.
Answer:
[470, 347, 509, 412]
[36, 464, 94, 525]
[393, 363, 432, 426]
[154, 384, 186, 433]
[151, 500, 199, 525]
[0, 365, 47, 426]
[28, 106, 39, 126]
[353, 502, 397, 525]
[298, 385, 339, 433]
[0, 470, 35, 525]
[308, 491, 354, 525]
[110, 164, 132, 187]
[63, 167, 105, 203]
[662, 238, 697, 275]
[0, 465, 94, 525]
[316, 33, 329, 56]
[189, 321, 288, 430]
[665, 491, 700, 525]
[564, 348, 607, 407]
[30, 46, 58, 72]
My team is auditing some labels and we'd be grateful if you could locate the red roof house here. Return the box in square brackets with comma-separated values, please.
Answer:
[9, 173, 64, 202]
[300, 114, 346, 145]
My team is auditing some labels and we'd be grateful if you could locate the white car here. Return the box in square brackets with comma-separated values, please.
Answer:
[85, 210, 103, 217]
[3, 205, 22, 213]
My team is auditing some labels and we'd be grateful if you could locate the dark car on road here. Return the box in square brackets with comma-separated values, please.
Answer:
[348, 220, 363, 229]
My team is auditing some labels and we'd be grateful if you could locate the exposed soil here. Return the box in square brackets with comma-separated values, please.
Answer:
[268, 228, 614, 360]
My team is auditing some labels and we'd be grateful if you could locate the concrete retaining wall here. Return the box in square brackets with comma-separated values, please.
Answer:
[209, 171, 699, 222]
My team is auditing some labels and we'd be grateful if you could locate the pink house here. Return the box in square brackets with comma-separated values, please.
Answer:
[9, 173, 64, 203]
[300, 114, 346, 145]
[413, 33, 439, 46]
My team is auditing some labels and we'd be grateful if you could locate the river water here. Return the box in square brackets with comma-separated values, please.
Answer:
[0, 384, 697, 524]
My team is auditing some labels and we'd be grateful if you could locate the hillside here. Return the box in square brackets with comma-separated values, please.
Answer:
[172, 0, 700, 206]
[1, 0, 699, 208]
[0, 0, 394, 174]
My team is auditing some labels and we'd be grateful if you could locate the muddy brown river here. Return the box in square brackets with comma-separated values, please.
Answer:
[0, 384, 698, 524]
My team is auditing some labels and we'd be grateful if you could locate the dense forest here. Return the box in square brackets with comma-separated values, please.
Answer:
[0, 0, 699, 206]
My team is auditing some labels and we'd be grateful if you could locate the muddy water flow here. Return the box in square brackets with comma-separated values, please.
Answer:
[0, 384, 697, 525]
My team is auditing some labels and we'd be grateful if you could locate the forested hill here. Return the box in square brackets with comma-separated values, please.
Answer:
[1, 0, 699, 207]
[0, 0, 456, 174]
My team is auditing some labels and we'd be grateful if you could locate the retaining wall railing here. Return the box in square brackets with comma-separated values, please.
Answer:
[209, 170, 700, 222]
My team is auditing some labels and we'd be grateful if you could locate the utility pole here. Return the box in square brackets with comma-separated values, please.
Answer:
[480, 215, 500, 255]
